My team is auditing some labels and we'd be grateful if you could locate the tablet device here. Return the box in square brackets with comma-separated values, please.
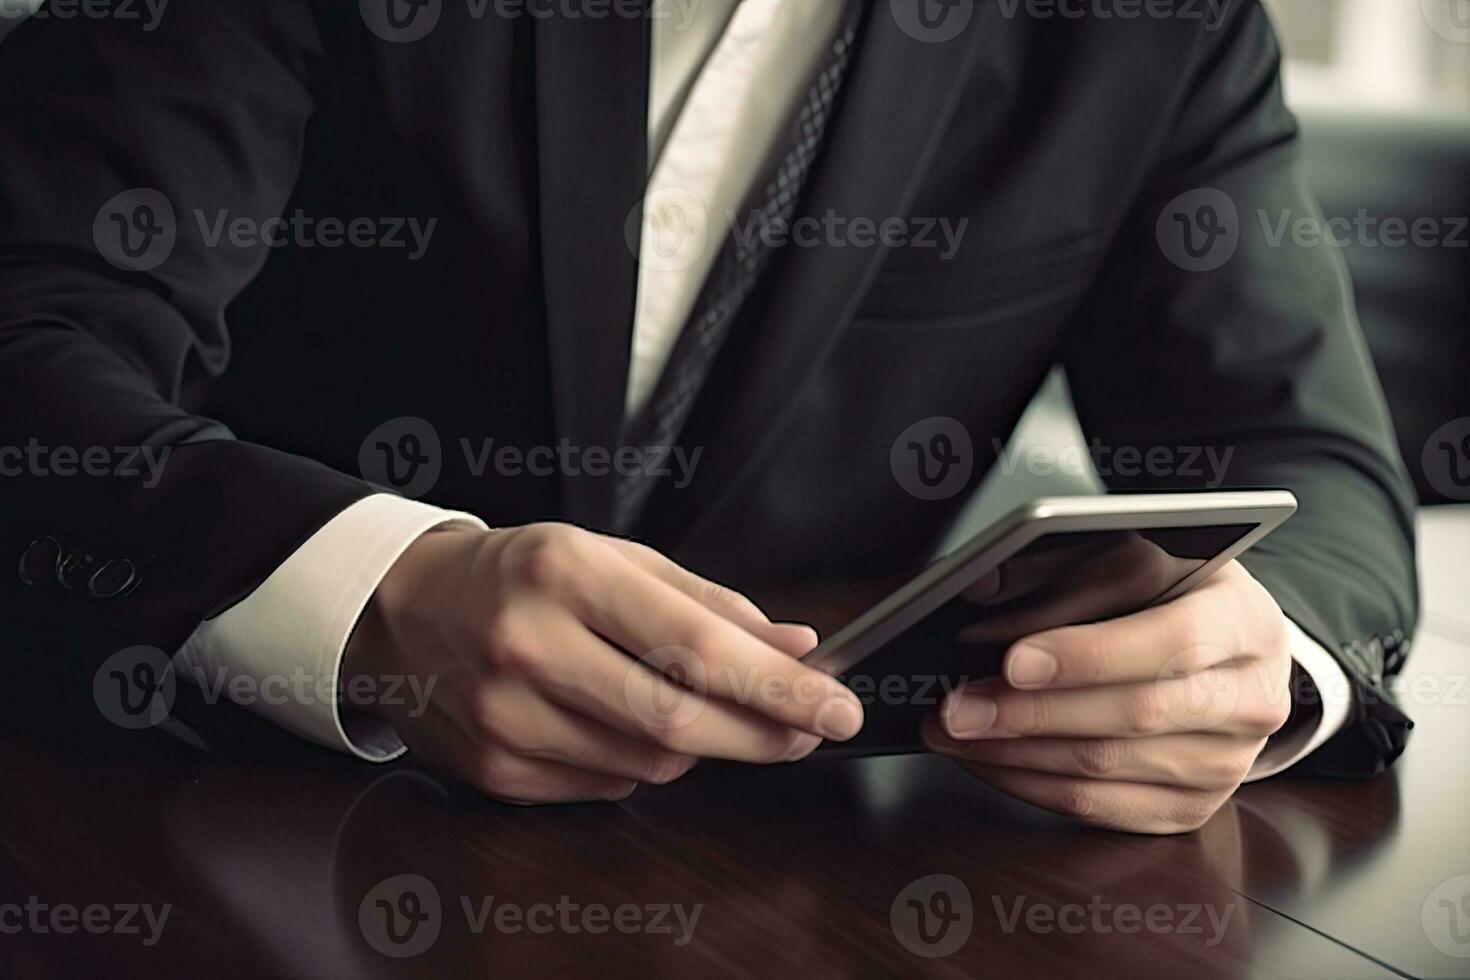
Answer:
[803, 490, 1298, 758]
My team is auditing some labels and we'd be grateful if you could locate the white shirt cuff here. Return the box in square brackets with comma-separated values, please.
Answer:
[173, 494, 488, 762]
[1245, 616, 1354, 781]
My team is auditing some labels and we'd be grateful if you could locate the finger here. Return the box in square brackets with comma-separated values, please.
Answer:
[938, 665, 1283, 741]
[955, 761, 1232, 834]
[922, 720, 1263, 791]
[567, 547, 863, 741]
[435, 720, 640, 805]
[989, 576, 1248, 691]
[960, 533, 1126, 606]
[608, 539, 820, 656]
[473, 750, 641, 805]
[763, 623, 823, 658]
[525, 613, 825, 764]
[958, 535, 1191, 643]
[462, 679, 700, 785]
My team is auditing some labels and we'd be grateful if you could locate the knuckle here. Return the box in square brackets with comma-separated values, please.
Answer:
[1244, 695, 1291, 737]
[674, 623, 723, 663]
[1070, 632, 1113, 686]
[1055, 780, 1100, 820]
[646, 721, 696, 755]
[506, 524, 582, 591]
[1017, 693, 1053, 737]
[473, 749, 521, 797]
[467, 696, 501, 737]
[1167, 642, 1214, 678]
[483, 714, 537, 756]
[481, 613, 540, 674]
[1073, 738, 1125, 777]
[1122, 687, 1166, 735]
[1170, 619, 1212, 669]
[1210, 749, 1257, 788]
[704, 578, 760, 617]
[1167, 791, 1223, 833]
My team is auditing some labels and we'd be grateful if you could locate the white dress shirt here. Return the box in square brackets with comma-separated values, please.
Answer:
[176, 0, 1350, 777]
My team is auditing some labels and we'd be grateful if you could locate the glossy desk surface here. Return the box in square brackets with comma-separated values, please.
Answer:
[2, 508, 1467, 979]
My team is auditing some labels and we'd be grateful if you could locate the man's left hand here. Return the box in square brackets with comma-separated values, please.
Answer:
[923, 561, 1293, 834]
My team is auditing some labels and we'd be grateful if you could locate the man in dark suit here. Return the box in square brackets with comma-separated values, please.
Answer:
[0, 0, 1416, 833]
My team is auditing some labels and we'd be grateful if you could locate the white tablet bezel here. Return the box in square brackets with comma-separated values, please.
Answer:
[801, 490, 1298, 677]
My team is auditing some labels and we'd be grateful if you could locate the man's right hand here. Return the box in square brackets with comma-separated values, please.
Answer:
[343, 523, 864, 804]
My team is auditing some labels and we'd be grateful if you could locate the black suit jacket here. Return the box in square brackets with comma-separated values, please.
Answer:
[0, 0, 1417, 774]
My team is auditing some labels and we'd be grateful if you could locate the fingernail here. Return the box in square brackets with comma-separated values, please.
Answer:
[943, 693, 997, 739]
[815, 694, 863, 741]
[1008, 644, 1057, 688]
[784, 733, 823, 761]
[776, 622, 820, 648]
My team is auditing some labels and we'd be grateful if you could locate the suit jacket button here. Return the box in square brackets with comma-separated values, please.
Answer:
[17, 536, 61, 588]
[55, 552, 97, 592]
[88, 559, 139, 599]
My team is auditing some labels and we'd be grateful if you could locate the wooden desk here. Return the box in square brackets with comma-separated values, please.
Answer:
[2, 516, 1466, 979]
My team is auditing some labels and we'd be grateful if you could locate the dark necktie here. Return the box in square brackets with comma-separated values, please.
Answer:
[613, 11, 863, 534]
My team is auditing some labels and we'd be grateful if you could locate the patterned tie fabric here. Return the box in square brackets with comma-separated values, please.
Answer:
[613, 12, 863, 533]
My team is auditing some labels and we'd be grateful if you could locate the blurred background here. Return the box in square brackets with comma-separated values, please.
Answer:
[957, 0, 1470, 534]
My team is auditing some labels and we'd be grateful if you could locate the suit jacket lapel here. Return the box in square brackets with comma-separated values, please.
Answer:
[640, 1, 998, 547]
[534, 5, 649, 527]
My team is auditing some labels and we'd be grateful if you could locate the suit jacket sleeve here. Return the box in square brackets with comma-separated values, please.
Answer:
[0, 3, 374, 741]
[1060, 2, 1418, 777]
